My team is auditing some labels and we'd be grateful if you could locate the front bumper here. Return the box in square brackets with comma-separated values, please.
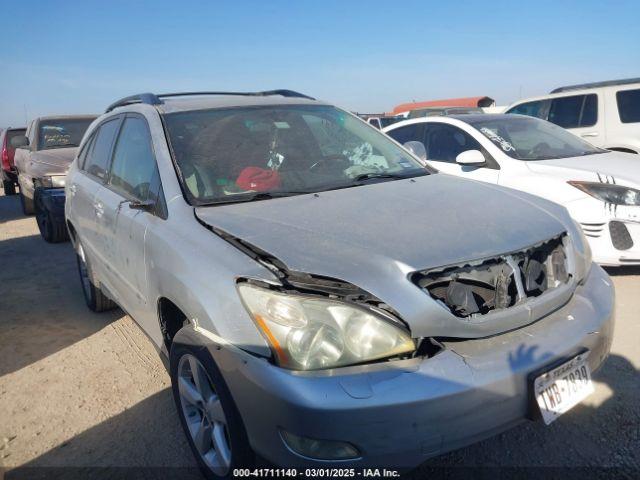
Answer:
[35, 187, 66, 220]
[204, 264, 615, 469]
[567, 198, 640, 266]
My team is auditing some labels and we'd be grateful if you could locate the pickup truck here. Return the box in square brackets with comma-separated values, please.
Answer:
[12, 115, 96, 242]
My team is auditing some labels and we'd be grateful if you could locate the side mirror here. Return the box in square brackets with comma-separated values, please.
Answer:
[456, 149, 486, 166]
[403, 141, 427, 161]
[129, 199, 155, 212]
[10, 135, 29, 148]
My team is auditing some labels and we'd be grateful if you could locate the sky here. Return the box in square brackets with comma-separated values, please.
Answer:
[1, 0, 639, 126]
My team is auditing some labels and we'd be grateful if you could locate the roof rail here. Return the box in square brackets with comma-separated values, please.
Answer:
[105, 89, 314, 112]
[105, 93, 162, 112]
[550, 77, 640, 94]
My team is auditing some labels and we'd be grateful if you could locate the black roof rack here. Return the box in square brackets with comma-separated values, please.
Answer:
[550, 78, 640, 94]
[105, 90, 315, 112]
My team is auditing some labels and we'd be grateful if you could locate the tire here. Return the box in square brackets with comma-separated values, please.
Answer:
[35, 191, 69, 243]
[76, 241, 117, 312]
[2, 180, 16, 196]
[170, 340, 255, 479]
[19, 189, 35, 215]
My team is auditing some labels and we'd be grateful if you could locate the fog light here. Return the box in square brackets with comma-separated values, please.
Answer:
[280, 430, 360, 460]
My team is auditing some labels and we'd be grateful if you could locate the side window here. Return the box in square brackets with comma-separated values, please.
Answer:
[548, 94, 598, 128]
[616, 89, 640, 124]
[423, 124, 483, 163]
[84, 119, 120, 181]
[386, 123, 423, 145]
[507, 100, 545, 118]
[108, 116, 159, 202]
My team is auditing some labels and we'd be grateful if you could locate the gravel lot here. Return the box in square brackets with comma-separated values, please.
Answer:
[0, 189, 638, 478]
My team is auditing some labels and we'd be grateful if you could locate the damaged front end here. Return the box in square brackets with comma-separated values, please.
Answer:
[412, 234, 572, 320]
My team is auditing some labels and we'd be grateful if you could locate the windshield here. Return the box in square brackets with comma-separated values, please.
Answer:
[38, 118, 95, 150]
[468, 115, 605, 160]
[163, 105, 429, 205]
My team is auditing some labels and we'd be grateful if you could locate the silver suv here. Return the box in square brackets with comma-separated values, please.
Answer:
[65, 91, 614, 476]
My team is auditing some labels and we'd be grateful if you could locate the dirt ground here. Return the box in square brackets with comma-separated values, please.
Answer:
[0, 189, 638, 479]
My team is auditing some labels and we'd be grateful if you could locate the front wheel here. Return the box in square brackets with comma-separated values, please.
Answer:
[2, 179, 16, 196]
[171, 341, 255, 479]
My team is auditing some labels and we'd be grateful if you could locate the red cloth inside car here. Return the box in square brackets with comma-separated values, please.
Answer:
[236, 167, 281, 192]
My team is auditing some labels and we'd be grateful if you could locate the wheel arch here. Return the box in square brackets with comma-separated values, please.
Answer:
[157, 296, 192, 351]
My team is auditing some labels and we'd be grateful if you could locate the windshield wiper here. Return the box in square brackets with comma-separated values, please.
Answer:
[355, 172, 424, 183]
[203, 191, 309, 206]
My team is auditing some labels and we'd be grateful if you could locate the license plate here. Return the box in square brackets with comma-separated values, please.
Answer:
[534, 352, 594, 425]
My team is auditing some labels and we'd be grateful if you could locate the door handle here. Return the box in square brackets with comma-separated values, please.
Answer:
[581, 132, 599, 137]
[69, 184, 77, 196]
[94, 201, 104, 218]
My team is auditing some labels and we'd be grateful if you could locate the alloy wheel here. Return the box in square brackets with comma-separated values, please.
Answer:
[178, 353, 232, 476]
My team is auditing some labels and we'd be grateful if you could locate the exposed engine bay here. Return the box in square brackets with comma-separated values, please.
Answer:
[413, 234, 570, 318]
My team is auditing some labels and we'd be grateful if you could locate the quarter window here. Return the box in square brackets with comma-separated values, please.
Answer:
[84, 119, 120, 181]
[548, 94, 597, 128]
[77, 135, 95, 170]
[108, 117, 159, 202]
[616, 89, 640, 124]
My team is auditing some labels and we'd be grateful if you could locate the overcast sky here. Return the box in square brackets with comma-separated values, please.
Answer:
[1, 0, 639, 126]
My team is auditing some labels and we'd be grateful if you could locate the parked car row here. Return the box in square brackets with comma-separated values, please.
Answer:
[384, 112, 640, 267]
[0, 86, 625, 477]
[505, 77, 640, 154]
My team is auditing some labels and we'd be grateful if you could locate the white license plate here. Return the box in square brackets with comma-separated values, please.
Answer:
[534, 352, 594, 425]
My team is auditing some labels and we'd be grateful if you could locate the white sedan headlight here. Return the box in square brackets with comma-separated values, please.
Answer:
[238, 284, 415, 370]
[568, 181, 640, 206]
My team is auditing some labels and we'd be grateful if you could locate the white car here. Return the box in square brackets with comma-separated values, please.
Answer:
[505, 78, 640, 154]
[384, 114, 640, 266]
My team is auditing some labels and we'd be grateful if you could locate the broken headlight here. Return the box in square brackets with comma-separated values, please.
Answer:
[568, 181, 640, 206]
[238, 284, 415, 370]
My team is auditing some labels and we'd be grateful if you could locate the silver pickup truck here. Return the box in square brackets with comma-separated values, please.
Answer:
[12, 115, 96, 241]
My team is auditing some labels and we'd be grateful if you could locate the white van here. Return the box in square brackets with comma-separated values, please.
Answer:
[505, 78, 640, 154]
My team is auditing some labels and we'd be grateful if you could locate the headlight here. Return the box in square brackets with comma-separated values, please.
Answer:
[34, 175, 66, 189]
[570, 218, 592, 282]
[238, 283, 415, 370]
[568, 181, 640, 206]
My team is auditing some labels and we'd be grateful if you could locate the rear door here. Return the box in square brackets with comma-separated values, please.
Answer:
[96, 114, 166, 326]
[71, 117, 122, 277]
[547, 93, 604, 146]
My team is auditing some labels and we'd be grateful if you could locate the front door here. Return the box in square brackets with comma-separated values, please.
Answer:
[98, 115, 165, 328]
[422, 123, 500, 184]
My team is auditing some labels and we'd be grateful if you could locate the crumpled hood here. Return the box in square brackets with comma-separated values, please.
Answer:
[527, 151, 640, 188]
[196, 174, 572, 337]
[30, 147, 78, 174]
